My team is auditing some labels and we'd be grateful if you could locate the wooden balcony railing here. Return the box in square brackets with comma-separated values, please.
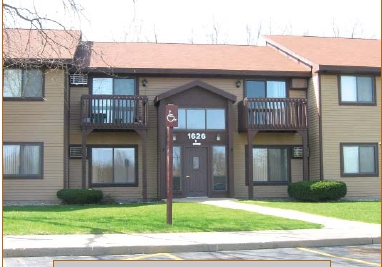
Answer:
[238, 98, 307, 131]
[81, 95, 148, 130]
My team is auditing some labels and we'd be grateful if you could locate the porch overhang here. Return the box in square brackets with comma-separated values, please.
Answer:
[154, 80, 237, 105]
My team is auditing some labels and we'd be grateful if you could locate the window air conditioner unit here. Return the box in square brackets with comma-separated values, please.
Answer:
[70, 74, 88, 85]
[70, 146, 86, 158]
[293, 147, 303, 158]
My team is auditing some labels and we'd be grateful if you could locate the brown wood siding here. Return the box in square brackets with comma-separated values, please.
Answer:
[69, 87, 89, 144]
[307, 75, 321, 181]
[69, 159, 87, 189]
[70, 77, 306, 200]
[3, 70, 65, 201]
[291, 159, 303, 182]
[289, 89, 307, 98]
[321, 75, 381, 197]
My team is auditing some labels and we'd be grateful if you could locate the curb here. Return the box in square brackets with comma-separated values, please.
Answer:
[4, 237, 380, 258]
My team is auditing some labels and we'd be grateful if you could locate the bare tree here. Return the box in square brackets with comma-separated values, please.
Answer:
[153, 24, 158, 43]
[245, 21, 263, 45]
[331, 18, 368, 38]
[349, 20, 364, 38]
[331, 18, 341, 37]
[188, 28, 195, 44]
[245, 24, 252, 45]
[255, 21, 263, 45]
[3, 0, 86, 68]
[206, 16, 220, 44]
[279, 20, 293, 35]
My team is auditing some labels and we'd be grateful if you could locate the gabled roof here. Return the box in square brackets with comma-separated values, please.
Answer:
[75, 41, 311, 76]
[154, 80, 237, 104]
[264, 35, 381, 73]
[3, 28, 82, 61]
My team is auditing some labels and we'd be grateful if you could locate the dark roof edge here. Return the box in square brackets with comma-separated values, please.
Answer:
[70, 67, 311, 77]
[317, 65, 381, 75]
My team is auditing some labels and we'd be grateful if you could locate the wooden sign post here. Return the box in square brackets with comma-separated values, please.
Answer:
[165, 104, 178, 225]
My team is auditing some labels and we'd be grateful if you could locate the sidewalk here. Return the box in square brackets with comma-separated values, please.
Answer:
[3, 199, 381, 258]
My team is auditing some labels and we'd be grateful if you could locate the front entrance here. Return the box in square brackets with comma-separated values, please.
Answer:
[156, 80, 237, 199]
[185, 147, 208, 197]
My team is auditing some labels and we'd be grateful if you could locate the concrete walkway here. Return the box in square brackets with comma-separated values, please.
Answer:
[3, 199, 381, 257]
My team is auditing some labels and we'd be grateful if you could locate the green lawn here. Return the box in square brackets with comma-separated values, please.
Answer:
[3, 202, 322, 235]
[239, 200, 381, 224]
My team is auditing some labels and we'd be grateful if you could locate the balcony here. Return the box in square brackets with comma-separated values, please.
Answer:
[238, 98, 307, 131]
[81, 95, 148, 130]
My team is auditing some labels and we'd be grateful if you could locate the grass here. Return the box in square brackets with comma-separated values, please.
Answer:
[239, 200, 381, 224]
[3, 202, 322, 235]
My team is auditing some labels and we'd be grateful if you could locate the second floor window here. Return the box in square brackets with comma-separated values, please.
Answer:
[340, 76, 374, 104]
[3, 69, 43, 98]
[245, 80, 286, 98]
[92, 78, 135, 95]
[175, 108, 225, 130]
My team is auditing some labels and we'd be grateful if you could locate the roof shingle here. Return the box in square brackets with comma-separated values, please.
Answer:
[264, 35, 381, 69]
[3, 28, 82, 60]
[78, 42, 310, 74]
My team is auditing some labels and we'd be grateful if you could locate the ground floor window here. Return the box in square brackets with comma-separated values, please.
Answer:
[173, 146, 182, 191]
[341, 143, 378, 176]
[90, 146, 138, 186]
[251, 147, 289, 183]
[212, 146, 227, 190]
[3, 142, 43, 179]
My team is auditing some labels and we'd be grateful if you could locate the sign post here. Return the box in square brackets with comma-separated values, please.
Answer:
[165, 104, 178, 225]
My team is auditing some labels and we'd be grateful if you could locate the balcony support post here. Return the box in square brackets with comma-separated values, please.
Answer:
[81, 128, 93, 189]
[247, 130, 258, 200]
[297, 130, 309, 181]
[136, 129, 148, 202]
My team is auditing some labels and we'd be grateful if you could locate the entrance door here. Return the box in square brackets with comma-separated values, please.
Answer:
[185, 147, 208, 197]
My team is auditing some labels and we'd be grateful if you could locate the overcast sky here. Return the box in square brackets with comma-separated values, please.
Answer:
[4, 0, 382, 44]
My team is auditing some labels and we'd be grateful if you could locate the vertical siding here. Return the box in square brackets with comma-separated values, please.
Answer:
[321, 75, 381, 197]
[307, 75, 321, 181]
[3, 70, 65, 201]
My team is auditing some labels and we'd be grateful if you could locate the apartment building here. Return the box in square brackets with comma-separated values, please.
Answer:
[3, 29, 380, 202]
[265, 35, 381, 198]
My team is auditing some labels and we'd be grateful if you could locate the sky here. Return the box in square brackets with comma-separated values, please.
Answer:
[4, 0, 382, 45]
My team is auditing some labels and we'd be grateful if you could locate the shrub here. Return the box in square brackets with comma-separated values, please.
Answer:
[57, 189, 103, 204]
[288, 180, 347, 202]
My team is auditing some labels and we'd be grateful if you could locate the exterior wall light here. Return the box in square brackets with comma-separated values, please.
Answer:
[235, 80, 241, 88]
[173, 134, 177, 141]
[216, 134, 221, 141]
[142, 79, 148, 87]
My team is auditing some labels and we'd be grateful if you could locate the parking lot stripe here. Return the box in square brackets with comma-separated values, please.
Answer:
[298, 247, 380, 266]
[124, 253, 183, 261]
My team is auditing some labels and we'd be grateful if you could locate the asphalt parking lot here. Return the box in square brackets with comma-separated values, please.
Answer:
[4, 244, 380, 267]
